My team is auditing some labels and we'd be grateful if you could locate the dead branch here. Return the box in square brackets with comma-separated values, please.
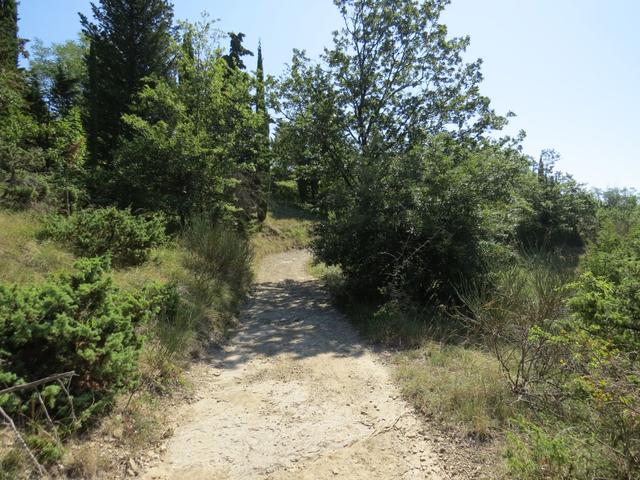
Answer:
[0, 405, 46, 476]
[0, 371, 76, 396]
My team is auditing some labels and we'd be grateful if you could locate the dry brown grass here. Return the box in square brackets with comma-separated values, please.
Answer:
[396, 341, 513, 439]
[252, 203, 317, 263]
[0, 209, 75, 284]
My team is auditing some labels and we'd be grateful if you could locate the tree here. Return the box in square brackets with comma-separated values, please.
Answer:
[255, 41, 269, 139]
[222, 32, 253, 71]
[80, 0, 175, 173]
[253, 41, 269, 221]
[277, 0, 517, 303]
[0, 0, 19, 72]
[50, 64, 81, 117]
[276, 50, 345, 203]
[325, 0, 504, 168]
[29, 37, 88, 113]
[516, 150, 597, 254]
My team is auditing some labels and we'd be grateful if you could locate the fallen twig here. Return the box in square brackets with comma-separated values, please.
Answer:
[0, 405, 46, 476]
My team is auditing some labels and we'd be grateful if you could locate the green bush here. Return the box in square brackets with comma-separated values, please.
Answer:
[0, 257, 157, 425]
[44, 207, 167, 266]
[505, 418, 577, 480]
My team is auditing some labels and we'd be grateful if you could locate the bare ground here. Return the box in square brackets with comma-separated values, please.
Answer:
[141, 250, 452, 480]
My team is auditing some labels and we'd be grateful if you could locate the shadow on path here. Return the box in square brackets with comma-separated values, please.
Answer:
[206, 279, 365, 370]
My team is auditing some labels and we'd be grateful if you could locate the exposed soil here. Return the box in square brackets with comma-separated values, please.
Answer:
[140, 250, 456, 479]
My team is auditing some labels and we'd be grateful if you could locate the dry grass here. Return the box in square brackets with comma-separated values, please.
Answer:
[252, 203, 317, 262]
[112, 245, 186, 292]
[0, 207, 183, 292]
[62, 443, 108, 480]
[0, 209, 75, 283]
[396, 341, 513, 439]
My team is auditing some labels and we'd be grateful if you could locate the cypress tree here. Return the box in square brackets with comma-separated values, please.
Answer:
[80, 0, 175, 171]
[0, 0, 19, 72]
[255, 41, 269, 139]
[254, 42, 269, 222]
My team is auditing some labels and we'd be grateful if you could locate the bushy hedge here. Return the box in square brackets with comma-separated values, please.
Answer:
[44, 207, 167, 266]
[0, 257, 164, 424]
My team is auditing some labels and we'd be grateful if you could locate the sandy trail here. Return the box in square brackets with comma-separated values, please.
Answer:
[142, 250, 446, 480]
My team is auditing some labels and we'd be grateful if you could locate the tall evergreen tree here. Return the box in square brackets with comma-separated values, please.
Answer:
[254, 41, 269, 222]
[50, 64, 81, 117]
[255, 41, 269, 139]
[80, 0, 175, 172]
[0, 0, 19, 72]
[222, 32, 253, 71]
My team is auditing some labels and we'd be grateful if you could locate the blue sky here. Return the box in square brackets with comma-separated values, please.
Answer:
[18, 0, 640, 190]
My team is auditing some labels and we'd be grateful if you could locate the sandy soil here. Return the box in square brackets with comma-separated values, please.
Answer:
[141, 250, 449, 480]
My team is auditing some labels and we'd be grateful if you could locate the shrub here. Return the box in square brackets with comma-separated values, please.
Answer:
[314, 141, 527, 306]
[0, 257, 157, 425]
[505, 418, 577, 480]
[44, 207, 167, 266]
[458, 257, 569, 396]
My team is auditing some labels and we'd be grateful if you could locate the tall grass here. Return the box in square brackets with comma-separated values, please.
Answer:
[143, 215, 254, 376]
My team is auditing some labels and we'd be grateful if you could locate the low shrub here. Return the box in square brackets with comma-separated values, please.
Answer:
[505, 418, 577, 480]
[458, 257, 569, 396]
[0, 257, 159, 426]
[44, 207, 167, 266]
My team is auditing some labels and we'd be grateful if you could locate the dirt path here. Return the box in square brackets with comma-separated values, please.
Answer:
[142, 250, 448, 480]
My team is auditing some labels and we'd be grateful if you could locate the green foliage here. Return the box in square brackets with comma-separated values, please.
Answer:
[274, 49, 344, 204]
[28, 37, 88, 116]
[81, 0, 175, 171]
[516, 150, 597, 255]
[113, 80, 235, 223]
[315, 140, 527, 304]
[0, 70, 48, 209]
[570, 192, 640, 350]
[111, 17, 270, 225]
[0, 257, 154, 423]
[0, 0, 19, 71]
[44, 207, 167, 266]
[505, 418, 577, 480]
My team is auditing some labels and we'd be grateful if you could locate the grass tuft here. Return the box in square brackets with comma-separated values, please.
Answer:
[396, 342, 512, 439]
